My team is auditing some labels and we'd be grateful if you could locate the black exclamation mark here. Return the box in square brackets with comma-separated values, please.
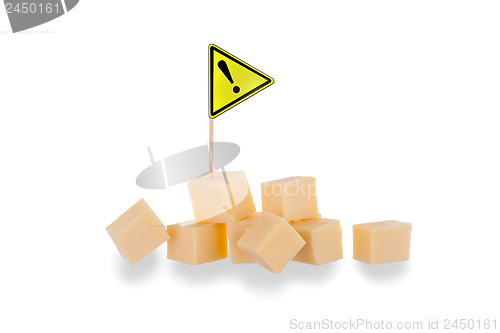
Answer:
[218, 60, 240, 93]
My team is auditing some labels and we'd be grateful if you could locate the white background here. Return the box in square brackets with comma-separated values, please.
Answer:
[1, 1, 499, 332]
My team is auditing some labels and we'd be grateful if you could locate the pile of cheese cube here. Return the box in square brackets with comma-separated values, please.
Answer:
[107, 172, 411, 273]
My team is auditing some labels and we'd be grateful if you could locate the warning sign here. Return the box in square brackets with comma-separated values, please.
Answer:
[209, 44, 274, 119]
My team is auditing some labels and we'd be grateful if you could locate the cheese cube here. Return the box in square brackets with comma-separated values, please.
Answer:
[353, 220, 412, 264]
[226, 212, 262, 264]
[237, 212, 305, 273]
[167, 222, 227, 264]
[261, 176, 319, 222]
[188, 171, 256, 223]
[292, 218, 343, 265]
[106, 199, 169, 265]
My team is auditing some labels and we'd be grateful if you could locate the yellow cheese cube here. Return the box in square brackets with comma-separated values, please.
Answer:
[292, 218, 343, 265]
[226, 212, 262, 264]
[106, 199, 169, 265]
[261, 176, 319, 222]
[353, 220, 412, 264]
[167, 222, 227, 264]
[188, 171, 256, 223]
[237, 212, 305, 273]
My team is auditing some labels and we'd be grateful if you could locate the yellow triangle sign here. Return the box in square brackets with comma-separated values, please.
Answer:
[209, 44, 274, 119]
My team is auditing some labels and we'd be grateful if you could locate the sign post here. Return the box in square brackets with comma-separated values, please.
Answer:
[208, 44, 274, 173]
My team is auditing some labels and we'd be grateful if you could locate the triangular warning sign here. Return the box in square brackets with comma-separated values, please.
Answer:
[209, 44, 274, 119]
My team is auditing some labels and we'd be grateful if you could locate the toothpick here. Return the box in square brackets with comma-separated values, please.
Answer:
[209, 118, 214, 173]
[221, 166, 235, 211]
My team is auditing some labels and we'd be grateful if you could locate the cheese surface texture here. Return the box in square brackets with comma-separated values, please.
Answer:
[167, 222, 227, 264]
[188, 171, 256, 223]
[226, 212, 265, 263]
[261, 176, 319, 222]
[353, 220, 412, 264]
[237, 212, 305, 273]
[292, 218, 343, 265]
[106, 199, 169, 265]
